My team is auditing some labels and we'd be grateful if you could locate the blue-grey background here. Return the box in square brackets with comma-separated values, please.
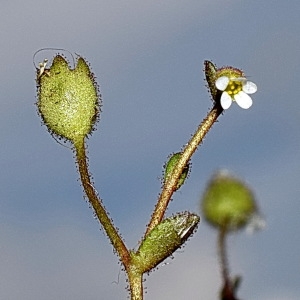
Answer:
[0, 1, 299, 299]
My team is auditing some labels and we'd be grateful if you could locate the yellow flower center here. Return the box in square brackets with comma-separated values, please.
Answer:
[225, 80, 242, 98]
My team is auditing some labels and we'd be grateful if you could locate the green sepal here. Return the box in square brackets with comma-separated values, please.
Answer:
[204, 60, 219, 102]
[131, 212, 200, 274]
[164, 152, 190, 191]
[36, 55, 100, 144]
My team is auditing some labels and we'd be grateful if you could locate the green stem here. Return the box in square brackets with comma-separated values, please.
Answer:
[127, 267, 143, 300]
[218, 225, 238, 300]
[74, 137, 130, 267]
[75, 137, 145, 299]
[218, 225, 229, 284]
[145, 104, 223, 235]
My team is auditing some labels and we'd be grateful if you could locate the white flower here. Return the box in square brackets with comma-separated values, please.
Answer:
[215, 76, 257, 110]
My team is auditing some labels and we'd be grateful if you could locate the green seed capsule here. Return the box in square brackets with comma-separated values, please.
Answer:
[131, 212, 200, 273]
[201, 171, 257, 231]
[36, 55, 100, 144]
[164, 153, 190, 190]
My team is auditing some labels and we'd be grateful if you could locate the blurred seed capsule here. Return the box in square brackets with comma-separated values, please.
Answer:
[201, 170, 257, 231]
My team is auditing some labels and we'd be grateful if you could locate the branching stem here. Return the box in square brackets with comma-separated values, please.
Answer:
[74, 103, 223, 300]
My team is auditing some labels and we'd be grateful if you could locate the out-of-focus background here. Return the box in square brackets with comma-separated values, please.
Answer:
[1, 1, 299, 299]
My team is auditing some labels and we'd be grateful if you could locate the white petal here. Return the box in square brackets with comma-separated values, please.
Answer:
[220, 92, 232, 109]
[215, 76, 229, 91]
[234, 91, 253, 109]
[246, 214, 266, 234]
[242, 81, 257, 94]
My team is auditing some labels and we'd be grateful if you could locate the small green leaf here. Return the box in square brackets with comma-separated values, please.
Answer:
[131, 212, 200, 273]
[164, 152, 190, 191]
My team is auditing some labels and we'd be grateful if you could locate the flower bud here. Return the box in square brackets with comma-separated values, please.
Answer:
[36, 55, 100, 144]
[201, 170, 257, 231]
[131, 212, 199, 273]
[164, 153, 190, 190]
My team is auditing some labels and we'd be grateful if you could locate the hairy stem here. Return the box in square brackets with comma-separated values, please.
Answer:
[74, 137, 130, 267]
[128, 267, 143, 300]
[145, 104, 223, 235]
